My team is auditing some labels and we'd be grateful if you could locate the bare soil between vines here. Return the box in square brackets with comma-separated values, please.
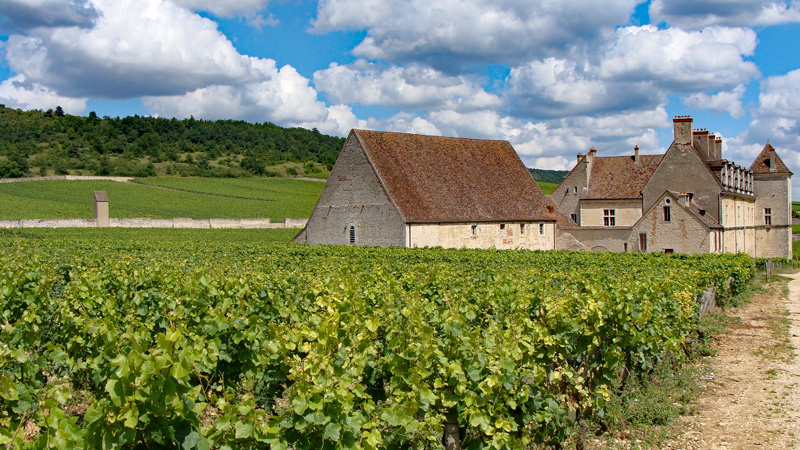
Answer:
[597, 271, 800, 449]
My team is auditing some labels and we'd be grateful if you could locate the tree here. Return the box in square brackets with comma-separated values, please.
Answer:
[54, 106, 65, 117]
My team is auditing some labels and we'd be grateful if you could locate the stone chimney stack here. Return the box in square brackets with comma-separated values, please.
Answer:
[673, 116, 693, 145]
[707, 134, 718, 160]
[634, 145, 639, 162]
[585, 147, 597, 187]
[715, 137, 723, 160]
[693, 129, 709, 160]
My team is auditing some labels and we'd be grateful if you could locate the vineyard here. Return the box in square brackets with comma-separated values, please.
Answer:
[0, 236, 754, 449]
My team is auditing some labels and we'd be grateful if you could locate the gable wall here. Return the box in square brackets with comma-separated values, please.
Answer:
[303, 136, 407, 247]
[631, 196, 713, 254]
[552, 157, 590, 223]
[642, 143, 722, 221]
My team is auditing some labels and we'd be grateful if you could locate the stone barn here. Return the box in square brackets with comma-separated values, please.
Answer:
[295, 129, 561, 249]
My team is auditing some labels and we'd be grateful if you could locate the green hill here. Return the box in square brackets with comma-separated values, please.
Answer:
[529, 167, 568, 184]
[0, 106, 343, 179]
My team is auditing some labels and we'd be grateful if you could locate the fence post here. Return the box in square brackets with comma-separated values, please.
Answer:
[442, 417, 461, 450]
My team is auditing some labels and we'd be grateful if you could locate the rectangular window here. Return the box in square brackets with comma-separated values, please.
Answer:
[539, 223, 545, 235]
[765, 208, 772, 226]
[565, 186, 569, 195]
[570, 213, 578, 224]
[664, 249, 674, 254]
[574, 186, 578, 194]
[349, 226, 356, 244]
[500, 223, 505, 230]
[471, 224, 477, 236]
[520, 224, 525, 234]
[663, 206, 671, 222]
[603, 209, 616, 227]
[638, 232, 647, 252]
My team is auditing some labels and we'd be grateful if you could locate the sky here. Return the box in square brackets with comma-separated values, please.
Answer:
[1, 0, 800, 194]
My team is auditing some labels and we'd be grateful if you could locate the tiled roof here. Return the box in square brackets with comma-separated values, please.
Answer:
[750, 143, 793, 175]
[353, 129, 558, 223]
[584, 154, 663, 199]
[688, 204, 722, 229]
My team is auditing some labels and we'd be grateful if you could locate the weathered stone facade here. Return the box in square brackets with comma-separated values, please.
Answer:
[409, 222, 555, 250]
[300, 135, 407, 247]
[554, 116, 792, 258]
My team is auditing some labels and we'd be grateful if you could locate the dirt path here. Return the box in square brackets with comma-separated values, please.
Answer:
[660, 272, 800, 449]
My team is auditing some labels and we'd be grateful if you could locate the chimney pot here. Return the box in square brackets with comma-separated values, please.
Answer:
[634, 145, 640, 162]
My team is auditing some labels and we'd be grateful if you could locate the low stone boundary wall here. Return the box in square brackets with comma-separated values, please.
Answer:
[0, 175, 133, 183]
[0, 218, 307, 229]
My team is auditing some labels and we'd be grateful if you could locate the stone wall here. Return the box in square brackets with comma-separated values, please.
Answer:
[0, 218, 307, 229]
[303, 134, 407, 247]
[408, 222, 555, 250]
[556, 227, 632, 252]
[580, 199, 641, 227]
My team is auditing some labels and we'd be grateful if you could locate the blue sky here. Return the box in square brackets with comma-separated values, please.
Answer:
[2, 0, 800, 193]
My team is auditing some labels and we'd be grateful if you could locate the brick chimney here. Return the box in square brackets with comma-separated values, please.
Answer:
[634, 145, 639, 162]
[673, 116, 693, 145]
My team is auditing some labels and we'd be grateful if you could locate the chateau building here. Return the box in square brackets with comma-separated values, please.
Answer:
[552, 116, 792, 258]
[298, 118, 792, 258]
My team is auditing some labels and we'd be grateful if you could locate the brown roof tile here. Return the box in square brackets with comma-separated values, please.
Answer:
[584, 154, 663, 199]
[353, 129, 557, 223]
[750, 143, 793, 175]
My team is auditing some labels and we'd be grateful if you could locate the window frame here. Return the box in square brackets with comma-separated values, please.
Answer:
[764, 208, 772, 226]
[603, 209, 616, 227]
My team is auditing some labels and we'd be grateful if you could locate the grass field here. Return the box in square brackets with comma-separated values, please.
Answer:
[537, 181, 558, 195]
[0, 178, 322, 220]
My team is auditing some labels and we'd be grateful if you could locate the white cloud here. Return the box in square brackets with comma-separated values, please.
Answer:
[599, 26, 759, 91]
[0, 74, 87, 113]
[313, 61, 502, 112]
[683, 85, 747, 117]
[650, 0, 800, 29]
[506, 26, 758, 118]
[3, 0, 254, 98]
[246, 13, 279, 29]
[312, 0, 640, 68]
[143, 57, 363, 136]
[171, 0, 270, 17]
[0, 0, 99, 31]
[507, 57, 662, 118]
[385, 106, 670, 171]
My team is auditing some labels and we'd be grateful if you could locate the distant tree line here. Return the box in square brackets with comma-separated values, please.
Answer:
[528, 167, 568, 184]
[0, 105, 345, 178]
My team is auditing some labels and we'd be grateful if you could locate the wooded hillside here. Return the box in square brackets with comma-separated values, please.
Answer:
[0, 106, 344, 178]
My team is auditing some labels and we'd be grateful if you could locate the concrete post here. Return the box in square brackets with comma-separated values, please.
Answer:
[94, 191, 109, 227]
